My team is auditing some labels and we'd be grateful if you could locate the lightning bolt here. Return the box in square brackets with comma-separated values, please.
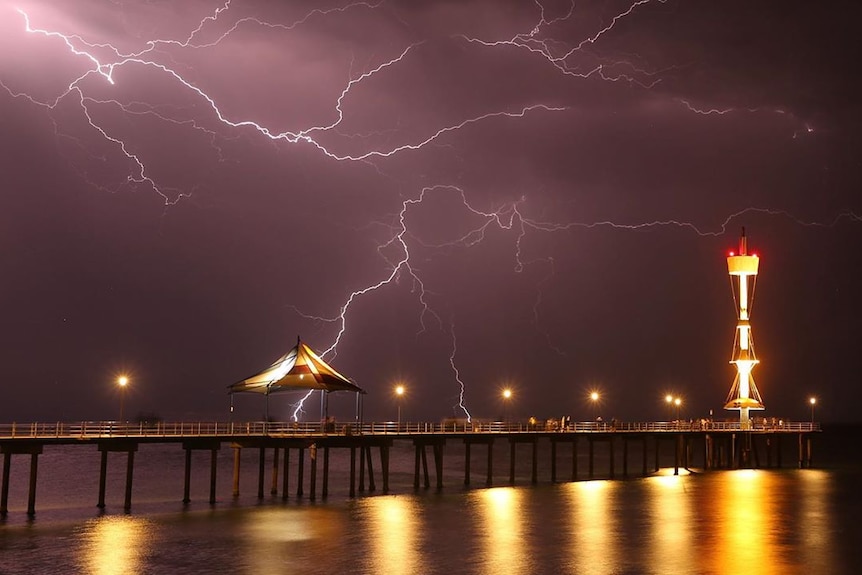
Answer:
[5, 3, 568, 204]
[4, 1, 856, 424]
[289, 180, 862, 421]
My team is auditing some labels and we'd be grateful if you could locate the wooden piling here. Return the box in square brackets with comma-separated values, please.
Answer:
[209, 448, 218, 504]
[531, 437, 538, 484]
[349, 446, 356, 498]
[27, 453, 38, 516]
[271, 447, 280, 496]
[232, 446, 241, 497]
[381, 444, 390, 493]
[309, 444, 317, 500]
[183, 448, 192, 504]
[573, 437, 579, 481]
[433, 443, 444, 490]
[365, 445, 376, 492]
[464, 441, 471, 486]
[421, 445, 430, 489]
[0, 451, 10, 515]
[509, 440, 516, 485]
[551, 440, 557, 483]
[296, 446, 305, 497]
[282, 446, 290, 500]
[97, 450, 108, 509]
[485, 440, 493, 488]
[322, 446, 330, 498]
[257, 447, 266, 500]
[123, 450, 135, 512]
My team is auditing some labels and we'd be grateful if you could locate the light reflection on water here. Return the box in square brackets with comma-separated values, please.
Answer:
[647, 474, 695, 571]
[562, 480, 620, 574]
[78, 515, 155, 575]
[472, 487, 528, 573]
[3, 467, 849, 575]
[797, 470, 834, 571]
[238, 507, 345, 572]
[361, 496, 423, 574]
[713, 470, 783, 574]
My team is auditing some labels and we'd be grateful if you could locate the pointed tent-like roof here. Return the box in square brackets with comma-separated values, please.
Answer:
[229, 337, 364, 395]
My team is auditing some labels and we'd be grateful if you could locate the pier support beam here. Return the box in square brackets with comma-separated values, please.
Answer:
[1, 444, 44, 517]
[463, 437, 495, 488]
[271, 447, 280, 496]
[310, 443, 317, 500]
[181, 440, 221, 505]
[642, 436, 648, 477]
[1, 452, 11, 516]
[282, 447, 290, 500]
[412, 440, 439, 490]
[183, 449, 192, 504]
[381, 444, 390, 493]
[209, 448, 218, 504]
[97, 450, 108, 509]
[349, 446, 357, 498]
[433, 443, 444, 490]
[322, 446, 330, 498]
[257, 447, 266, 500]
[551, 440, 557, 483]
[296, 446, 305, 498]
[572, 438, 579, 481]
[232, 446, 241, 497]
[124, 450, 135, 512]
[365, 445, 376, 492]
[95, 442, 137, 512]
[622, 437, 629, 478]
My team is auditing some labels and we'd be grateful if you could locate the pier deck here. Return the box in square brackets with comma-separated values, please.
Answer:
[0, 420, 820, 516]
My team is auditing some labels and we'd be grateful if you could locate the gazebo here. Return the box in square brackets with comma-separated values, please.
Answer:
[228, 337, 365, 421]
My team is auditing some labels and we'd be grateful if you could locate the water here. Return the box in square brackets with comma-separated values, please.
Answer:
[2, 427, 861, 574]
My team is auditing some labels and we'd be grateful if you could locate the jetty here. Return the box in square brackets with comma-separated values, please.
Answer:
[0, 419, 819, 516]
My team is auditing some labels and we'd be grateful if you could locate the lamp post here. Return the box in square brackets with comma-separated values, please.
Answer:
[117, 375, 129, 422]
[502, 388, 512, 425]
[590, 391, 600, 422]
[674, 397, 682, 422]
[395, 385, 405, 428]
[809, 397, 816, 423]
[665, 394, 674, 420]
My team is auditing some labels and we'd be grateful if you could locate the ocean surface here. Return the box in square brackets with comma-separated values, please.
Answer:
[1, 425, 860, 574]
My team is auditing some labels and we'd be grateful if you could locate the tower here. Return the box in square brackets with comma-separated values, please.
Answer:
[724, 227, 764, 429]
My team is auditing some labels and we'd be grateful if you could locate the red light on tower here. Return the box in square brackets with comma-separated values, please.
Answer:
[724, 227, 765, 429]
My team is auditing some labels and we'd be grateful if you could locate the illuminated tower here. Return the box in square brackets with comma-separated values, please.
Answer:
[724, 227, 764, 429]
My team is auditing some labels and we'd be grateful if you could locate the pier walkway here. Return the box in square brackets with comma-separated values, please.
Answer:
[0, 420, 819, 516]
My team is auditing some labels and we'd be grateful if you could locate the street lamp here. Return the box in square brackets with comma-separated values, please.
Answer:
[674, 397, 682, 422]
[395, 385, 405, 428]
[590, 391, 600, 421]
[117, 375, 129, 422]
[502, 388, 512, 424]
[809, 396, 817, 423]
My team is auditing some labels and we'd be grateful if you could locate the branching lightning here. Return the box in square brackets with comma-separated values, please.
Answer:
[2, 0, 857, 422]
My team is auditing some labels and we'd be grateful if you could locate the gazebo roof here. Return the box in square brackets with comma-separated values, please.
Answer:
[229, 337, 364, 395]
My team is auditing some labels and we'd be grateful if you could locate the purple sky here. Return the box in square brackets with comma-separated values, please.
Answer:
[1, 0, 860, 424]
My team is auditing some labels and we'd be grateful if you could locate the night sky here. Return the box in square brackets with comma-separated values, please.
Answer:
[1, 0, 860, 424]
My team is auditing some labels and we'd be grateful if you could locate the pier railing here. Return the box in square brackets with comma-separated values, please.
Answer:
[0, 419, 819, 440]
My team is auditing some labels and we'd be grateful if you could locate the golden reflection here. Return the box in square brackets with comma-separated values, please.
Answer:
[240, 507, 344, 572]
[646, 474, 694, 570]
[797, 470, 833, 567]
[563, 481, 620, 574]
[78, 515, 154, 575]
[365, 496, 422, 574]
[705, 470, 783, 574]
[473, 487, 527, 573]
